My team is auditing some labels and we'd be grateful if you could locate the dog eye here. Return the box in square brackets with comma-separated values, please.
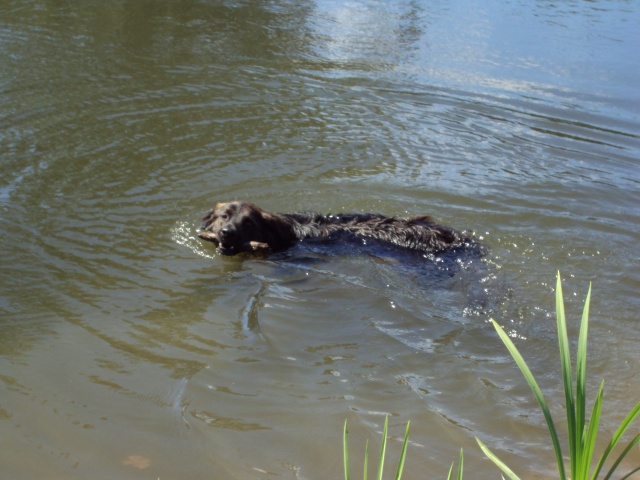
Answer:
[220, 214, 229, 221]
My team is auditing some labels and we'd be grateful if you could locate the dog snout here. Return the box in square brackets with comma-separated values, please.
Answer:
[219, 224, 236, 240]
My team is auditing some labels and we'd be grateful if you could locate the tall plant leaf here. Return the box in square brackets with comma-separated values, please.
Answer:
[603, 432, 640, 480]
[575, 283, 592, 478]
[476, 438, 520, 480]
[490, 319, 566, 479]
[377, 416, 388, 480]
[393, 420, 410, 480]
[456, 448, 464, 480]
[446, 462, 454, 480]
[363, 439, 369, 480]
[592, 400, 640, 479]
[344, 420, 350, 480]
[580, 380, 604, 477]
[556, 274, 577, 475]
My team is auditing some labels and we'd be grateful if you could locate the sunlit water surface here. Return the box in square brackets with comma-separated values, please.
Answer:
[1, 0, 639, 478]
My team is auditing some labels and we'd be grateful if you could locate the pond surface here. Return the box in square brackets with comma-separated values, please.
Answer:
[1, 0, 639, 478]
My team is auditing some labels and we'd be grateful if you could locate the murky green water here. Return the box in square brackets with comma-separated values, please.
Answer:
[1, 0, 639, 478]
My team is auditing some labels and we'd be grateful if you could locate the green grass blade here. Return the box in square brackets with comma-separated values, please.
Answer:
[393, 421, 410, 480]
[344, 420, 350, 480]
[446, 462, 454, 480]
[377, 416, 388, 480]
[476, 437, 521, 480]
[619, 464, 640, 480]
[363, 439, 369, 480]
[580, 380, 603, 477]
[576, 283, 592, 478]
[592, 401, 640, 479]
[603, 432, 640, 480]
[445, 449, 463, 480]
[555, 274, 577, 476]
[491, 319, 566, 480]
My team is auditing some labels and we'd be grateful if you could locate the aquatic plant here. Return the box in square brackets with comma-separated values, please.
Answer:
[446, 448, 464, 480]
[478, 273, 640, 480]
[343, 416, 410, 480]
[342, 273, 640, 479]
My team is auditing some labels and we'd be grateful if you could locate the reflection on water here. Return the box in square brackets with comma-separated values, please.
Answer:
[1, 0, 639, 478]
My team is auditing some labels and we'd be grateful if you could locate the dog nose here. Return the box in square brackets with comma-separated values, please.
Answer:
[220, 226, 236, 240]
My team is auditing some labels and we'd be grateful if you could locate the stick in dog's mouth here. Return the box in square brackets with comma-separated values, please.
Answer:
[198, 229, 270, 255]
[197, 230, 219, 243]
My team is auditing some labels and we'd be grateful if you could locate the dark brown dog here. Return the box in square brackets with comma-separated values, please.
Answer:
[198, 201, 476, 256]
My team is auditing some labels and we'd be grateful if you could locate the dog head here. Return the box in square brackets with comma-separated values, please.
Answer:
[199, 201, 294, 255]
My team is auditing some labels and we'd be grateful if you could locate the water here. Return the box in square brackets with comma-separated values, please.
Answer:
[1, 0, 639, 478]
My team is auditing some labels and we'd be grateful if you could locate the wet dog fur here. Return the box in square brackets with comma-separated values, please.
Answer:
[198, 201, 476, 256]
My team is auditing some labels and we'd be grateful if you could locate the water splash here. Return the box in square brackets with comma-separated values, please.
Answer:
[171, 220, 216, 259]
